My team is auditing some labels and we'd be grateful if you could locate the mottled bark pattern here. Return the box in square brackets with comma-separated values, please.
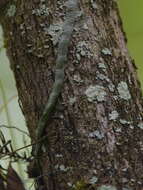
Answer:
[1, 0, 143, 190]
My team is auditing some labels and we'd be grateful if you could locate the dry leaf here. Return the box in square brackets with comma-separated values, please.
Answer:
[6, 164, 25, 190]
[0, 173, 6, 190]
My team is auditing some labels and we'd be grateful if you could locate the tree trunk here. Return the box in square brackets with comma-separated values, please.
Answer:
[1, 0, 143, 189]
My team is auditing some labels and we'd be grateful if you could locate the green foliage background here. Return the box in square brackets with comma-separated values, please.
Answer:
[119, 0, 143, 89]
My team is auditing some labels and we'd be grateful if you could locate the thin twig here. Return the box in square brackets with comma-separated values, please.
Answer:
[0, 135, 48, 160]
[0, 125, 30, 137]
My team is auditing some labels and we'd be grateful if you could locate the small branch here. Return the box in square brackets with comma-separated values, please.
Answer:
[0, 135, 48, 160]
[0, 125, 30, 137]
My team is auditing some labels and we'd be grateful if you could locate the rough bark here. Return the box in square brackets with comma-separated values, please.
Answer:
[1, 0, 143, 190]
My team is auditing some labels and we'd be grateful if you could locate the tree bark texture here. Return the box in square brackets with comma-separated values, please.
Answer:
[1, 0, 143, 190]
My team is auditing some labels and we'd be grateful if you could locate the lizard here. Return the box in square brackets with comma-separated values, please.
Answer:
[32, 0, 80, 158]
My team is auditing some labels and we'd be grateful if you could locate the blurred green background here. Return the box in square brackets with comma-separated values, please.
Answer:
[0, 1, 143, 189]
[119, 0, 143, 89]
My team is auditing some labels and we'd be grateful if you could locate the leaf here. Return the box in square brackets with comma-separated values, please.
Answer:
[6, 165, 25, 190]
[0, 173, 6, 190]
